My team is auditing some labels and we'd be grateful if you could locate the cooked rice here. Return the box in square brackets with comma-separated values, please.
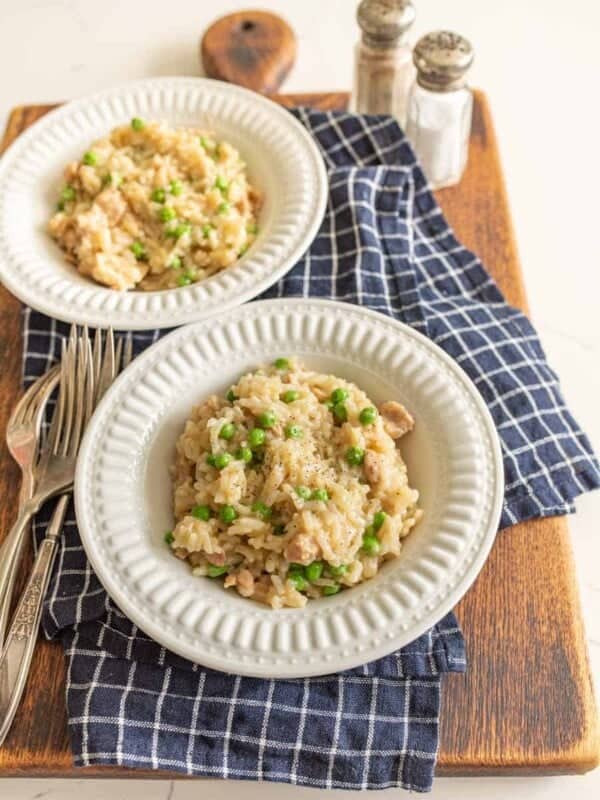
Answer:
[170, 359, 422, 608]
[48, 119, 260, 291]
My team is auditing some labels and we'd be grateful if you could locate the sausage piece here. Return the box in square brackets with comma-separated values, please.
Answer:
[284, 534, 320, 565]
[379, 400, 414, 439]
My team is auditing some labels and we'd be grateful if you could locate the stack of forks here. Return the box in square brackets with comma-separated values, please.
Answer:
[0, 326, 132, 744]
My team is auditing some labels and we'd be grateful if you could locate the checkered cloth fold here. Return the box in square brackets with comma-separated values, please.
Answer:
[22, 109, 599, 792]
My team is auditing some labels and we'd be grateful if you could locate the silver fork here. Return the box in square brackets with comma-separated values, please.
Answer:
[0, 328, 92, 745]
[0, 368, 60, 643]
[0, 328, 129, 745]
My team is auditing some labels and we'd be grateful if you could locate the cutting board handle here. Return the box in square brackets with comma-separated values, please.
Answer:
[200, 10, 297, 95]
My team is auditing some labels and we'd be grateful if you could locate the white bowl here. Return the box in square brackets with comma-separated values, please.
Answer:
[0, 78, 327, 330]
[75, 299, 504, 677]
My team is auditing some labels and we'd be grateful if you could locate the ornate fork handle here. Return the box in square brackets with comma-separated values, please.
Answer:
[0, 493, 49, 624]
[0, 495, 68, 746]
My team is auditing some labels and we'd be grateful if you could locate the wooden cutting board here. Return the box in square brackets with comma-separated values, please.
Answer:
[0, 91, 597, 778]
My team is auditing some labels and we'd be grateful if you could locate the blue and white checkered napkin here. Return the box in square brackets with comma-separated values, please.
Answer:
[23, 109, 600, 792]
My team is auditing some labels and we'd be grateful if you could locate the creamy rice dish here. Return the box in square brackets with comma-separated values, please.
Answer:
[48, 118, 260, 291]
[169, 358, 421, 608]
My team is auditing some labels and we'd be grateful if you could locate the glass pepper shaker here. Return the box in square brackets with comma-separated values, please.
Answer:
[352, 0, 416, 127]
[406, 31, 474, 190]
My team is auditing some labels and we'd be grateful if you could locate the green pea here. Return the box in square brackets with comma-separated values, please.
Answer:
[361, 533, 380, 556]
[164, 531, 174, 545]
[281, 390, 299, 403]
[202, 223, 215, 238]
[159, 206, 176, 223]
[151, 188, 166, 203]
[257, 411, 276, 429]
[214, 175, 228, 193]
[359, 407, 377, 426]
[236, 446, 253, 463]
[169, 180, 183, 196]
[206, 453, 217, 467]
[207, 564, 228, 578]
[217, 201, 230, 214]
[105, 173, 122, 188]
[295, 486, 312, 500]
[167, 222, 192, 239]
[288, 563, 305, 575]
[82, 151, 97, 166]
[219, 505, 237, 524]
[247, 222, 259, 235]
[177, 275, 192, 287]
[219, 422, 236, 441]
[311, 488, 329, 502]
[373, 511, 387, 531]
[226, 389, 237, 402]
[130, 241, 147, 261]
[285, 424, 303, 440]
[251, 501, 272, 520]
[305, 561, 324, 582]
[191, 505, 211, 521]
[131, 117, 145, 131]
[273, 523, 286, 536]
[331, 388, 349, 404]
[346, 446, 365, 466]
[61, 185, 76, 202]
[274, 358, 290, 370]
[248, 428, 266, 448]
[328, 564, 347, 577]
[322, 584, 341, 596]
[214, 452, 232, 470]
[288, 573, 308, 592]
[56, 200, 65, 211]
[333, 402, 347, 423]
[169, 256, 183, 270]
[199, 136, 211, 149]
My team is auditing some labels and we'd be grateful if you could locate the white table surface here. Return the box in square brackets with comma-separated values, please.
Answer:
[0, 0, 598, 797]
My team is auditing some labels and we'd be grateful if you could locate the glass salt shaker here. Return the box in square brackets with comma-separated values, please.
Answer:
[352, 0, 416, 127]
[406, 31, 474, 189]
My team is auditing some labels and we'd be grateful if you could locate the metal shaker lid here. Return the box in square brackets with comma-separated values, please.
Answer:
[413, 31, 474, 91]
[356, 0, 416, 48]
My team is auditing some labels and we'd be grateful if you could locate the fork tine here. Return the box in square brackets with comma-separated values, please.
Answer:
[122, 334, 134, 370]
[45, 339, 69, 458]
[8, 367, 59, 430]
[85, 338, 95, 427]
[96, 327, 115, 403]
[58, 326, 78, 457]
[11, 386, 42, 428]
[31, 369, 61, 446]
[115, 337, 124, 374]
[67, 328, 90, 458]
[92, 328, 102, 389]
[83, 335, 95, 427]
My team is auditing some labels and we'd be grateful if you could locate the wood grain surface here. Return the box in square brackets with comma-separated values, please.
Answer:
[0, 91, 597, 778]
[200, 10, 296, 94]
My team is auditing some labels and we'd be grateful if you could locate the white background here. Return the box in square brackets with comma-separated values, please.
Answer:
[0, 0, 598, 797]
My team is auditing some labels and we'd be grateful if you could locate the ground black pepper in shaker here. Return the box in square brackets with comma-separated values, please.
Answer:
[352, 0, 416, 127]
